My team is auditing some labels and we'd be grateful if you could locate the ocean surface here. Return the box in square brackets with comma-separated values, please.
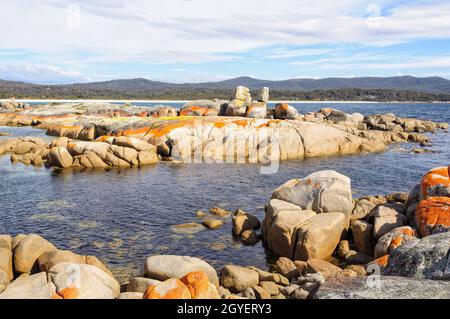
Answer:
[0, 102, 449, 282]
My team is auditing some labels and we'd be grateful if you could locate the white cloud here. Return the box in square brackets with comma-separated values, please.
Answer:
[1, 0, 450, 82]
[0, 63, 90, 84]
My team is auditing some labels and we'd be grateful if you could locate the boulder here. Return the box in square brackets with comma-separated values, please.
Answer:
[374, 226, 416, 258]
[274, 257, 298, 279]
[144, 255, 218, 286]
[351, 199, 376, 220]
[202, 219, 223, 229]
[420, 166, 450, 198]
[245, 102, 267, 119]
[38, 250, 113, 277]
[0, 235, 13, 281]
[232, 209, 261, 236]
[383, 232, 450, 280]
[265, 209, 316, 258]
[127, 277, 161, 293]
[72, 151, 109, 168]
[14, 234, 57, 274]
[137, 151, 158, 166]
[226, 99, 247, 117]
[372, 206, 406, 239]
[350, 220, 374, 256]
[253, 285, 271, 299]
[0, 272, 56, 299]
[180, 271, 220, 299]
[143, 278, 191, 299]
[294, 212, 347, 261]
[259, 281, 280, 296]
[220, 265, 259, 292]
[240, 229, 260, 245]
[337, 240, 350, 258]
[48, 262, 120, 299]
[271, 170, 353, 220]
[247, 266, 289, 286]
[315, 276, 450, 299]
[257, 87, 270, 103]
[0, 270, 8, 293]
[209, 206, 231, 217]
[416, 197, 450, 237]
[306, 259, 344, 280]
[234, 86, 252, 103]
[113, 136, 156, 153]
[118, 292, 144, 299]
[48, 147, 73, 168]
[274, 104, 298, 120]
[262, 199, 303, 238]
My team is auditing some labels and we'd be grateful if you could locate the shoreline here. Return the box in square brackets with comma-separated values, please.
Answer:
[1, 99, 449, 104]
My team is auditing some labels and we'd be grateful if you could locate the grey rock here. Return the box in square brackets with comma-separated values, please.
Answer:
[144, 255, 218, 286]
[383, 232, 450, 280]
[315, 276, 450, 299]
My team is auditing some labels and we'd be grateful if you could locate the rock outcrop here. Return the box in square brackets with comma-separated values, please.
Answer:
[0, 234, 119, 299]
[315, 276, 450, 299]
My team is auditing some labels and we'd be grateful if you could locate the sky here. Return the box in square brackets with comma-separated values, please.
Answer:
[1, 0, 450, 84]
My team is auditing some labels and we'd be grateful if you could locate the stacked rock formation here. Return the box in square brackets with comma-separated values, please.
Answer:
[0, 87, 448, 169]
[0, 136, 158, 169]
[260, 166, 450, 299]
[0, 234, 120, 299]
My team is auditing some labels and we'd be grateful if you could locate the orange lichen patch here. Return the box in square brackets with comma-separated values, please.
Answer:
[57, 287, 80, 299]
[143, 278, 191, 299]
[180, 106, 209, 116]
[388, 229, 415, 251]
[116, 126, 152, 137]
[277, 103, 290, 111]
[146, 120, 195, 138]
[416, 197, 450, 237]
[96, 135, 111, 142]
[51, 294, 63, 300]
[256, 119, 282, 128]
[232, 119, 252, 127]
[180, 271, 210, 299]
[421, 166, 450, 198]
[213, 121, 226, 129]
[31, 113, 79, 121]
[374, 255, 389, 267]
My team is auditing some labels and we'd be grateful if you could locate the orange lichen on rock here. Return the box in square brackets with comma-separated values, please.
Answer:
[146, 120, 194, 138]
[277, 103, 290, 111]
[213, 121, 226, 129]
[389, 228, 415, 251]
[232, 119, 252, 127]
[57, 287, 81, 299]
[180, 106, 209, 117]
[96, 135, 111, 142]
[416, 197, 450, 237]
[116, 126, 152, 137]
[374, 255, 389, 267]
[180, 271, 210, 299]
[421, 166, 450, 198]
[143, 278, 192, 299]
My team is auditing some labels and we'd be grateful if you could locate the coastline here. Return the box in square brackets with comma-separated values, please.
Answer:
[1, 99, 449, 104]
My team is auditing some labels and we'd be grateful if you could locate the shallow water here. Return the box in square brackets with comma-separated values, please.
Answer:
[0, 102, 449, 282]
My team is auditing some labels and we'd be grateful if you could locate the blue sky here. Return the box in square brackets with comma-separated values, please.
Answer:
[1, 0, 450, 84]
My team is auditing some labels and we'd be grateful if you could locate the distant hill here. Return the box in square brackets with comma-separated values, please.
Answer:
[1, 76, 450, 101]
